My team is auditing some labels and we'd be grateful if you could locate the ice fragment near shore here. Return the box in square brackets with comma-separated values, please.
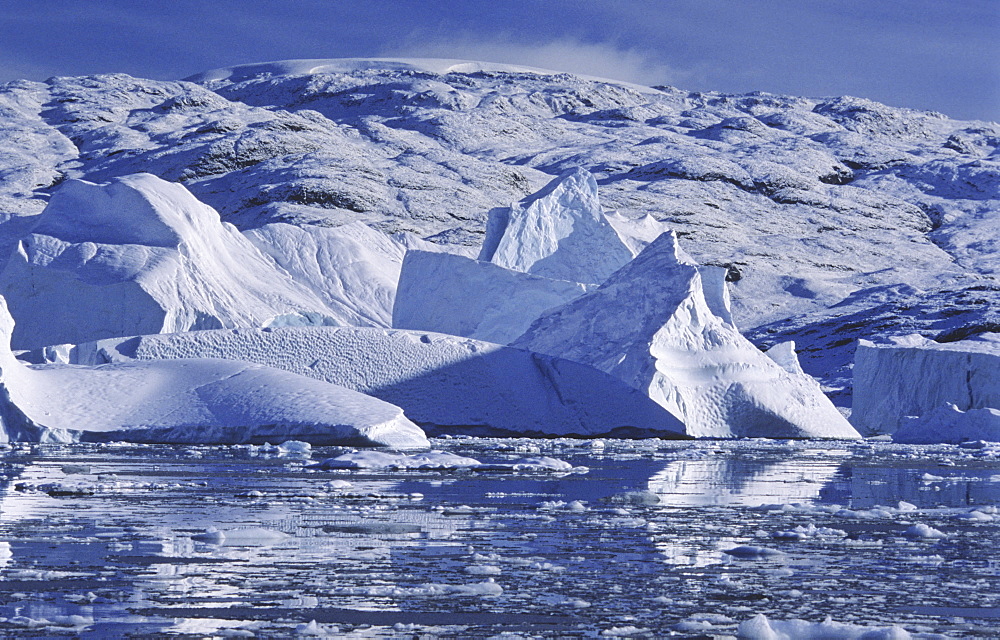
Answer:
[894, 403, 1000, 444]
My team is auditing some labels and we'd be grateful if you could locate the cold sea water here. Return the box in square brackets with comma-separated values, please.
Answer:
[0, 437, 996, 638]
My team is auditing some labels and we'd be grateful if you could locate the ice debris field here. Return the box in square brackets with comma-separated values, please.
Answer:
[0, 57, 997, 636]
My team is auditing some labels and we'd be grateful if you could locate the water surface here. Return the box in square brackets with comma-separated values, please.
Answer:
[0, 439, 997, 637]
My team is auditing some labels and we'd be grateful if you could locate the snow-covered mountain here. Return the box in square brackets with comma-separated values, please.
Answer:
[0, 57, 997, 410]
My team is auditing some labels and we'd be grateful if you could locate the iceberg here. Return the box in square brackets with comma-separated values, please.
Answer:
[478, 168, 633, 284]
[68, 325, 687, 438]
[0, 174, 334, 350]
[392, 250, 591, 345]
[514, 232, 859, 439]
[0, 297, 426, 447]
[393, 170, 677, 344]
[244, 221, 404, 327]
[853, 333, 1000, 435]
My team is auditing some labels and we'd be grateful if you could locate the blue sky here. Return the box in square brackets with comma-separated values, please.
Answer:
[1, 0, 997, 121]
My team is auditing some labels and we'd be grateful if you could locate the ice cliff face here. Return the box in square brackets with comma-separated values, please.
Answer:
[393, 249, 591, 344]
[244, 221, 404, 327]
[852, 334, 1000, 436]
[515, 232, 859, 439]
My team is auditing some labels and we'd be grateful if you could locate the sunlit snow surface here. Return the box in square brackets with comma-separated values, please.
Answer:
[0, 439, 996, 637]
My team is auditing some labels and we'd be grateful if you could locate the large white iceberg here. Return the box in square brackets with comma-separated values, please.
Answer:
[514, 232, 860, 439]
[392, 250, 591, 345]
[67, 326, 687, 438]
[244, 221, 404, 327]
[393, 169, 678, 344]
[852, 333, 1000, 435]
[0, 298, 426, 447]
[0, 174, 334, 349]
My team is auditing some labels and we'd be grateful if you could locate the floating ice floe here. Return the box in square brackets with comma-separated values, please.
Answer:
[0, 296, 427, 447]
[722, 545, 785, 559]
[192, 526, 291, 546]
[514, 232, 860, 439]
[315, 450, 482, 470]
[66, 325, 686, 438]
[0, 174, 335, 350]
[853, 333, 1000, 436]
[314, 450, 579, 473]
[738, 613, 915, 640]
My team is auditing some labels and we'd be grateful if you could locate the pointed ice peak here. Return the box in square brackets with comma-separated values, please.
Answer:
[696, 265, 736, 328]
[602, 230, 698, 282]
[520, 166, 599, 211]
[604, 211, 672, 257]
[478, 168, 633, 284]
[478, 167, 603, 264]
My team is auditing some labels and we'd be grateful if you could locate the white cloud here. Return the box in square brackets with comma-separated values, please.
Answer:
[383, 36, 694, 88]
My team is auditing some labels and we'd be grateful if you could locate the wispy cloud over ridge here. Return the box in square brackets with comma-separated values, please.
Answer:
[384, 36, 699, 89]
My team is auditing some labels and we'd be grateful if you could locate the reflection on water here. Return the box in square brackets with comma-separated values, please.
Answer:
[649, 452, 848, 507]
[0, 440, 995, 637]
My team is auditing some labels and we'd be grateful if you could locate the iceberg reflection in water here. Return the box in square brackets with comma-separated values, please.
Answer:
[0, 439, 996, 637]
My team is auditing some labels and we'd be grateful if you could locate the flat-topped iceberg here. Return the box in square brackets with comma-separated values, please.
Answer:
[67, 325, 687, 439]
[0, 174, 334, 349]
[0, 298, 426, 447]
[514, 232, 860, 439]
[853, 333, 1000, 436]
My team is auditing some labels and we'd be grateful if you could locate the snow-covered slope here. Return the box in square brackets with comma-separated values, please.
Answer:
[852, 334, 1000, 435]
[0, 58, 997, 402]
[0, 174, 335, 349]
[0, 297, 426, 447]
[515, 232, 860, 439]
[67, 326, 686, 438]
